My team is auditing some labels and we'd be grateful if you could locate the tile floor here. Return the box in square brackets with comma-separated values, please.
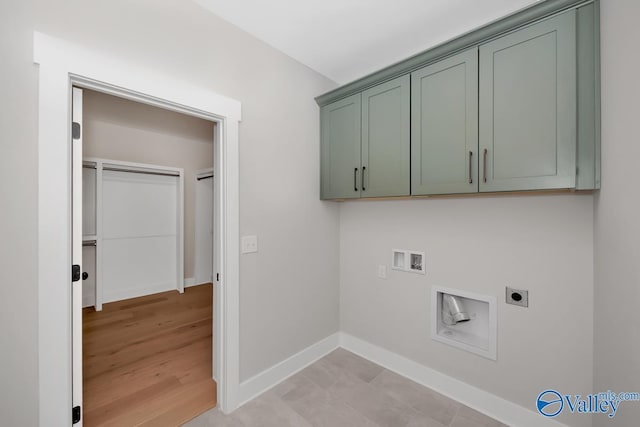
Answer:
[184, 349, 509, 427]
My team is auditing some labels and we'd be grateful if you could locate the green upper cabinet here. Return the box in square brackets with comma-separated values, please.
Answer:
[411, 48, 478, 195]
[320, 76, 410, 199]
[361, 75, 410, 197]
[479, 11, 577, 192]
[320, 93, 361, 199]
[317, 1, 599, 200]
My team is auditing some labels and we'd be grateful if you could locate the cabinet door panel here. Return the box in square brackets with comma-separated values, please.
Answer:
[320, 94, 361, 199]
[411, 48, 478, 195]
[479, 11, 576, 192]
[361, 75, 410, 197]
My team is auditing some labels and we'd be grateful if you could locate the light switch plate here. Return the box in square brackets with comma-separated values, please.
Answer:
[241, 235, 258, 254]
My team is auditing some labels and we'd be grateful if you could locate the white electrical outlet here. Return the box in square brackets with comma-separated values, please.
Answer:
[241, 235, 258, 254]
[378, 265, 387, 279]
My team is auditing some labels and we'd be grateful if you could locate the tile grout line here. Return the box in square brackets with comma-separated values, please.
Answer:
[449, 404, 461, 427]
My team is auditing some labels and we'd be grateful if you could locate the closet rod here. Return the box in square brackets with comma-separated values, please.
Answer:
[197, 174, 214, 181]
[102, 166, 180, 177]
[83, 240, 97, 247]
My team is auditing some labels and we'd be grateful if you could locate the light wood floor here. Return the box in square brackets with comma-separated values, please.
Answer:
[83, 284, 216, 427]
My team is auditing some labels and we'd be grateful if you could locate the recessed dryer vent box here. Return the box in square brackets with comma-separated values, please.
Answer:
[431, 286, 497, 360]
[391, 249, 425, 274]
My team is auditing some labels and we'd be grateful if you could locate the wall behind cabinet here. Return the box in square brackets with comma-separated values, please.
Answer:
[83, 89, 214, 281]
[340, 195, 594, 427]
[594, 0, 640, 425]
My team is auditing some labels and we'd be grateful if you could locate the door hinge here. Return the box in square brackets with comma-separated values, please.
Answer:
[72, 406, 81, 424]
[72, 122, 81, 140]
[72, 265, 81, 282]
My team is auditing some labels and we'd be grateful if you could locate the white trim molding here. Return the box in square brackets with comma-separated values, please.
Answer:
[184, 278, 215, 288]
[34, 31, 242, 425]
[339, 333, 568, 427]
[237, 333, 340, 408]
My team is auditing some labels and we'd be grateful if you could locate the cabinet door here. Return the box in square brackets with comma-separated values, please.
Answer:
[320, 94, 361, 199]
[361, 75, 410, 197]
[411, 48, 478, 195]
[479, 11, 576, 192]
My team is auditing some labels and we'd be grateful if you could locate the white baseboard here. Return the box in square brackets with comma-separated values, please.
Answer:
[225, 331, 566, 427]
[100, 279, 208, 305]
[237, 333, 340, 408]
[185, 277, 213, 288]
[103, 281, 176, 304]
[339, 333, 568, 427]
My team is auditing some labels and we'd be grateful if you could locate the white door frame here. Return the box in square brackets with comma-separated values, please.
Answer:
[194, 167, 219, 381]
[34, 31, 242, 425]
[194, 167, 214, 286]
[71, 87, 83, 426]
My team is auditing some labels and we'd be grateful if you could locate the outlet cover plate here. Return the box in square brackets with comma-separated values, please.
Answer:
[506, 287, 528, 307]
[241, 235, 258, 254]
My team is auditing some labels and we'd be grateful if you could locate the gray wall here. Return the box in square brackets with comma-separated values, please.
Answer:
[83, 89, 215, 281]
[594, 0, 640, 425]
[0, 1, 39, 426]
[0, 0, 339, 423]
[340, 195, 595, 427]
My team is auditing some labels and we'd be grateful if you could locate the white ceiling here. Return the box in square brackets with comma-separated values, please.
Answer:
[193, 0, 541, 84]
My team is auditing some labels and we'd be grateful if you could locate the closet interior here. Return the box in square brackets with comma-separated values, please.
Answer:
[80, 88, 217, 426]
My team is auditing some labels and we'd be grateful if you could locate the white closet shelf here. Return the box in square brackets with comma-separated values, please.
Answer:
[82, 157, 185, 311]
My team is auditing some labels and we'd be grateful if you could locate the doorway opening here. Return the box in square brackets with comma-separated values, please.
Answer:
[74, 88, 218, 425]
[35, 32, 242, 424]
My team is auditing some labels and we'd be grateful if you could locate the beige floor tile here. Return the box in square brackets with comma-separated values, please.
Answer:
[300, 357, 354, 389]
[323, 348, 385, 383]
[370, 369, 460, 425]
[342, 382, 418, 427]
[405, 414, 448, 427]
[182, 408, 246, 427]
[452, 405, 509, 427]
[189, 350, 506, 427]
[288, 380, 378, 426]
[324, 365, 371, 401]
[231, 392, 312, 427]
[273, 372, 320, 402]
